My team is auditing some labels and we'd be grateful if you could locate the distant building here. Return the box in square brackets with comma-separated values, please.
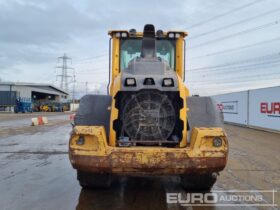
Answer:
[0, 82, 69, 111]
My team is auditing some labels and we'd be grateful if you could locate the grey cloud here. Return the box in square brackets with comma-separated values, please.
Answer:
[0, 0, 96, 45]
[0, 0, 279, 96]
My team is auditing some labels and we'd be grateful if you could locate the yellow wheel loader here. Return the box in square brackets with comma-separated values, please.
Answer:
[69, 24, 228, 190]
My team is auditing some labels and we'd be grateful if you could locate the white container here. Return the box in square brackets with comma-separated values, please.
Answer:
[212, 86, 280, 132]
[248, 86, 280, 131]
[212, 91, 248, 125]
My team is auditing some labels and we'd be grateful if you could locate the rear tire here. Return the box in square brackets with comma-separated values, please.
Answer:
[74, 95, 112, 138]
[181, 173, 217, 191]
[77, 170, 111, 189]
[187, 96, 223, 128]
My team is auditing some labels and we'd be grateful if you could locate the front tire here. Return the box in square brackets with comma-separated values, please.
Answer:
[181, 173, 217, 191]
[77, 170, 111, 189]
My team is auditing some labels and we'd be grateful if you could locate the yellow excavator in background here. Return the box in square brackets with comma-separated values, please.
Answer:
[40, 104, 50, 112]
[69, 24, 228, 190]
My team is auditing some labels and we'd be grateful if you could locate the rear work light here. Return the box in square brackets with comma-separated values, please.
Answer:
[168, 33, 175, 38]
[168, 32, 181, 39]
[121, 32, 128, 38]
[115, 32, 129, 38]
[125, 78, 136, 87]
[162, 78, 174, 87]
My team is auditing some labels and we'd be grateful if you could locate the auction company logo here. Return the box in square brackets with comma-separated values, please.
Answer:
[166, 190, 277, 207]
[217, 103, 224, 111]
[260, 102, 280, 117]
[217, 101, 238, 114]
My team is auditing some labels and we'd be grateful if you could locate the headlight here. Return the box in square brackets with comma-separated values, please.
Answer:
[168, 32, 180, 39]
[213, 137, 223, 147]
[175, 33, 180, 38]
[121, 32, 128, 38]
[125, 78, 136, 87]
[115, 32, 121, 38]
[168, 33, 174, 38]
[162, 78, 174, 87]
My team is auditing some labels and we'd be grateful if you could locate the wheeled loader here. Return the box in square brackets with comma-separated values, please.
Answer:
[69, 24, 228, 190]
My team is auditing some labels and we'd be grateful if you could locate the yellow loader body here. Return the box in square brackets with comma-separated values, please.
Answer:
[69, 25, 229, 189]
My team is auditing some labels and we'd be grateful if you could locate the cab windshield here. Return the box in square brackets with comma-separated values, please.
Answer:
[120, 39, 176, 70]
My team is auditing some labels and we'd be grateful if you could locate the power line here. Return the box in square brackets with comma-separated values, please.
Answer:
[187, 61, 280, 78]
[188, 7, 280, 40]
[191, 77, 280, 87]
[187, 52, 280, 71]
[74, 66, 107, 74]
[187, 57, 280, 74]
[188, 71, 280, 84]
[73, 60, 107, 66]
[74, 64, 107, 71]
[190, 85, 279, 99]
[185, 0, 265, 30]
[190, 80, 280, 95]
[73, 54, 108, 63]
[187, 64, 280, 84]
[188, 19, 280, 49]
[185, 54, 280, 84]
[77, 72, 106, 75]
[190, 37, 280, 59]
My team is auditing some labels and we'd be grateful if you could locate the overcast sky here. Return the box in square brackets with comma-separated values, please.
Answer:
[0, 0, 280, 97]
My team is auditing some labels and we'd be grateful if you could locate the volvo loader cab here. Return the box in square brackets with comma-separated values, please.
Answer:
[69, 24, 228, 190]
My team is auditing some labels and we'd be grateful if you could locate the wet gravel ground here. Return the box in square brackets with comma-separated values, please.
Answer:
[0, 113, 279, 210]
[0, 112, 71, 129]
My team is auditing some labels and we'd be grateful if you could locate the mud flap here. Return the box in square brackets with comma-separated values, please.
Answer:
[187, 96, 224, 142]
[74, 95, 112, 138]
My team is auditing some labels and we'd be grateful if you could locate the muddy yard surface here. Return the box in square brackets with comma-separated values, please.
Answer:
[0, 113, 279, 210]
